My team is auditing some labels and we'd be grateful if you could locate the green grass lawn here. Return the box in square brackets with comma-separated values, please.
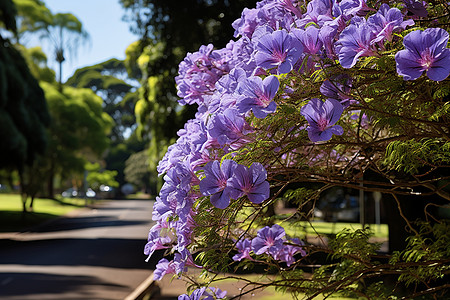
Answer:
[279, 220, 389, 239]
[0, 193, 92, 232]
[200, 273, 356, 300]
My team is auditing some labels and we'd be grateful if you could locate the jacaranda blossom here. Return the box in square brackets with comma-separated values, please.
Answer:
[178, 287, 227, 300]
[153, 258, 177, 281]
[251, 224, 286, 256]
[301, 98, 344, 142]
[273, 237, 307, 266]
[232, 238, 254, 261]
[292, 25, 323, 57]
[237, 75, 280, 118]
[395, 28, 450, 81]
[337, 17, 377, 68]
[320, 74, 354, 108]
[229, 162, 270, 204]
[254, 29, 303, 74]
[368, 4, 414, 44]
[297, 0, 333, 28]
[207, 108, 250, 147]
[199, 160, 239, 209]
[403, 0, 428, 18]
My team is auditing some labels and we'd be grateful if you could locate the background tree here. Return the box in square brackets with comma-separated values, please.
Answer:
[41, 12, 89, 89]
[40, 82, 113, 198]
[120, 0, 258, 190]
[66, 58, 138, 143]
[85, 162, 119, 194]
[0, 0, 50, 211]
[124, 149, 151, 194]
[19, 45, 56, 83]
[12, 0, 52, 44]
[66, 58, 142, 194]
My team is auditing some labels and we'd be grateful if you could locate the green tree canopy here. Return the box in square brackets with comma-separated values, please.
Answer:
[124, 149, 150, 193]
[40, 82, 113, 196]
[12, 0, 52, 43]
[66, 58, 138, 142]
[0, 0, 50, 173]
[120, 0, 257, 190]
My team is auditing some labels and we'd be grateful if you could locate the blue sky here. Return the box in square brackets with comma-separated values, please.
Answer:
[35, 0, 138, 81]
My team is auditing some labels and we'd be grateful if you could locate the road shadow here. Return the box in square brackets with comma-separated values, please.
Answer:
[0, 238, 164, 269]
[0, 272, 127, 298]
[27, 215, 148, 233]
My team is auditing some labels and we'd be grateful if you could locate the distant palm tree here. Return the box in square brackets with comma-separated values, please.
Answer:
[42, 12, 90, 90]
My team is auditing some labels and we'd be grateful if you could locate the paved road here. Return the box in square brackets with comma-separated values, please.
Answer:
[0, 199, 159, 300]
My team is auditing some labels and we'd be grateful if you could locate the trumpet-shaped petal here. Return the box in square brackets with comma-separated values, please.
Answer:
[301, 98, 344, 142]
[254, 29, 303, 74]
[232, 238, 254, 261]
[368, 4, 414, 43]
[395, 28, 450, 81]
[292, 26, 323, 56]
[337, 17, 377, 68]
[207, 108, 249, 146]
[199, 160, 239, 209]
[237, 75, 280, 118]
[251, 224, 286, 256]
[229, 162, 270, 204]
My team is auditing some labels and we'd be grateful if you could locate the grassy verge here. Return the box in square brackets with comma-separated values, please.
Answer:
[279, 220, 389, 239]
[184, 271, 355, 300]
[0, 193, 93, 232]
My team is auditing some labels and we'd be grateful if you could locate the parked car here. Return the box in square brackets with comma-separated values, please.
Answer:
[61, 188, 96, 198]
[314, 188, 360, 222]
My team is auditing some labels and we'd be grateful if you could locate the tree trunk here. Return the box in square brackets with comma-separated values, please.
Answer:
[384, 194, 427, 252]
[47, 159, 55, 199]
[18, 170, 28, 213]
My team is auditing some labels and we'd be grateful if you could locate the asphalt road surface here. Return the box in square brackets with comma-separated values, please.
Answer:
[0, 199, 159, 300]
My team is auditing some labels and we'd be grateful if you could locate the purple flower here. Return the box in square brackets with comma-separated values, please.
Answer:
[178, 287, 207, 300]
[232, 7, 260, 38]
[178, 287, 227, 300]
[254, 29, 303, 74]
[335, 0, 373, 18]
[154, 258, 177, 281]
[319, 22, 339, 59]
[229, 162, 270, 204]
[199, 160, 239, 209]
[144, 228, 173, 259]
[395, 28, 450, 81]
[176, 44, 230, 106]
[207, 108, 250, 147]
[368, 4, 414, 44]
[337, 17, 377, 68]
[279, 0, 303, 19]
[320, 74, 354, 108]
[251, 224, 286, 256]
[237, 75, 279, 119]
[301, 98, 344, 142]
[215, 67, 247, 94]
[232, 238, 254, 261]
[297, 0, 333, 28]
[208, 288, 227, 299]
[403, 0, 428, 18]
[292, 26, 323, 57]
[274, 238, 307, 267]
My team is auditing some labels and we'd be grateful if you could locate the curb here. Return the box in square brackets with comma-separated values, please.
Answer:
[124, 272, 160, 300]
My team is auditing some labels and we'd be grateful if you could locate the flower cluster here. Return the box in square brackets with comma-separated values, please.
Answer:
[178, 287, 227, 300]
[233, 224, 306, 267]
[200, 160, 270, 209]
[145, 0, 449, 298]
